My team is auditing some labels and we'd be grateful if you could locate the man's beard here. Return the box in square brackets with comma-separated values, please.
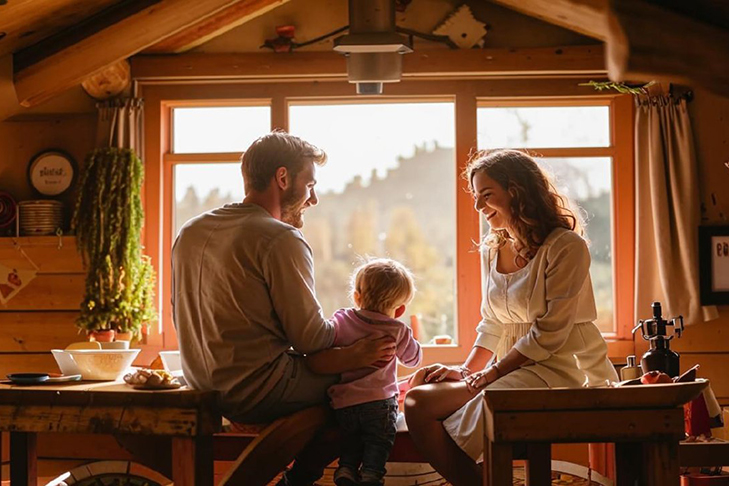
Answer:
[280, 187, 305, 228]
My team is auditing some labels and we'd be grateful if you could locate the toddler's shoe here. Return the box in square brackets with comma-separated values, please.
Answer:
[333, 466, 358, 486]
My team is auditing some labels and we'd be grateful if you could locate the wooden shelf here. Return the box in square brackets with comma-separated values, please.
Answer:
[0, 236, 76, 247]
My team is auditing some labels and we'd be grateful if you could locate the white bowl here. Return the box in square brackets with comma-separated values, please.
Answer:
[66, 349, 140, 381]
[51, 349, 82, 376]
[99, 341, 130, 350]
[159, 350, 182, 373]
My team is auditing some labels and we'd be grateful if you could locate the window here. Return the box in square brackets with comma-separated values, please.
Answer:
[173, 106, 270, 153]
[169, 105, 270, 236]
[477, 102, 628, 335]
[174, 163, 243, 236]
[147, 81, 633, 359]
[289, 102, 457, 345]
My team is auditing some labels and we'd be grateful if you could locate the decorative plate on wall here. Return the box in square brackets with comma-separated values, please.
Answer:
[27, 150, 77, 197]
[0, 191, 16, 228]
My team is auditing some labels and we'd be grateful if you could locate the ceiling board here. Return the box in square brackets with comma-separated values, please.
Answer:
[144, 0, 289, 54]
[0, 0, 120, 58]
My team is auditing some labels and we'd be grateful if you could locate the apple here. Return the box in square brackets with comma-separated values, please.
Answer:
[640, 370, 672, 384]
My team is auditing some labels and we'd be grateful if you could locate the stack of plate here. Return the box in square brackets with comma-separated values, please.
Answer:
[19, 200, 64, 236]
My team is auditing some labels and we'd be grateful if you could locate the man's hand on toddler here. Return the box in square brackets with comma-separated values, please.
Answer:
[350, 335, 397, 368]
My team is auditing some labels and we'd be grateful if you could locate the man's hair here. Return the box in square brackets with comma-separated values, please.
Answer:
[241, 131, 327, 193]
[351, 258, 416, 314]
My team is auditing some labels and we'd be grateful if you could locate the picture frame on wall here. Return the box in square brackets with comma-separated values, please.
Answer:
[699, 225, 729, 305]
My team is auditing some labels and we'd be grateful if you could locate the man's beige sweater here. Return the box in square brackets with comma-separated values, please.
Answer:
[172, 203, 335, 417]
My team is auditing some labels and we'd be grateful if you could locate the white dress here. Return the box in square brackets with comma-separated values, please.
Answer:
[443, 228, 618, 461]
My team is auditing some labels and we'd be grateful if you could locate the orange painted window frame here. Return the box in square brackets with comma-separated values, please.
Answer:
[140, 81, 634, 364]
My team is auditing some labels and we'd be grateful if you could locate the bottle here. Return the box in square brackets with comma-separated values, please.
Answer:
[641, 336, 681, 377]
[620, 355, 642, 381]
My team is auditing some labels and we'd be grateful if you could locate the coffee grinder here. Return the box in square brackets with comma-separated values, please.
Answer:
[632, 301, 684, 377]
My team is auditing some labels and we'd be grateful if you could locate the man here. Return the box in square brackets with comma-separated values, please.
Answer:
[172, 131, 394, 484]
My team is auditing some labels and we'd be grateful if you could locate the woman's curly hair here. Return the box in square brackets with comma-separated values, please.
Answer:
[463, 149, 585, 257]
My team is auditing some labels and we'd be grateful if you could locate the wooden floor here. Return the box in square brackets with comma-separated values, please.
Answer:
[265, 465, 603, 486]
[2, 460, 603, 485]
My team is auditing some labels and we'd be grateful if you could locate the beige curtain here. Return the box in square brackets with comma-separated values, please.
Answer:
[635, 94, 718, 325]
[96, 98, 144, 153]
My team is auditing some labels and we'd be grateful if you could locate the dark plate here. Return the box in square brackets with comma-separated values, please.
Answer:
[7, 373, 49, 385]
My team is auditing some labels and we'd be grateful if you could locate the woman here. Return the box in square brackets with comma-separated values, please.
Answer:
[404, 149, 618, 485]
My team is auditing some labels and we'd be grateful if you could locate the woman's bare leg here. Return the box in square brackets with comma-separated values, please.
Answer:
[404, 381, 482, 486]
[407, 367, 429, 388]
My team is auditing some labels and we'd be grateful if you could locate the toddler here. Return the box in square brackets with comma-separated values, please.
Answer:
[329, 258, 422, 486]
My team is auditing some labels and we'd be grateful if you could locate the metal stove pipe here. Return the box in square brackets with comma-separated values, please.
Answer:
[334, 0, 412, 95]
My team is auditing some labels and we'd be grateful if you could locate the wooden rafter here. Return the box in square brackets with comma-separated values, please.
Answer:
[488, 0, 729, 97]
[12, 0, 286, 108]
[131, 45, 606, 81]
[607, 0, 729, 97]
[144, 0, 289, 54]
[486, 0, 609, 41]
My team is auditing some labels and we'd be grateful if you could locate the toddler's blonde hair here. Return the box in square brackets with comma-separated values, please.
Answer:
[351, 258, 415, 314]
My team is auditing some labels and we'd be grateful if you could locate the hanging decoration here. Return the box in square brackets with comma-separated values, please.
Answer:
[0, 242, 39, 305]
[432, 5, 488, 49]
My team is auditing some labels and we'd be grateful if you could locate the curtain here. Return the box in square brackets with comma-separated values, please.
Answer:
[96, 98, 144, 153]
[635, 94, 718, 325]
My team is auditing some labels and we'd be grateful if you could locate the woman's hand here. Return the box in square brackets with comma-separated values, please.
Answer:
[421, 363, 466, 383]
[349, 335, 397, 368]
[464, 366, 499, 392]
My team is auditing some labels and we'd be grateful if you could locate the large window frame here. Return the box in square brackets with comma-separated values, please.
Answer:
[140, 79, 634, 364]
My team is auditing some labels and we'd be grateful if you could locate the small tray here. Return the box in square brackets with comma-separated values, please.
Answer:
[483, 379, 710, 411]
[129, 382, 183, 390]
[46, 374, 82, 383]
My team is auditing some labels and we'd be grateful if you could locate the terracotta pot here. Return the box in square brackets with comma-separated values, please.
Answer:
[89, 329, 115, 342]
[115, 331, 133, 342]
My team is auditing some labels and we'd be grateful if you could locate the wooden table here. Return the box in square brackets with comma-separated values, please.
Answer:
[482, 381, 709, 486]
[0, 381, 220, 486]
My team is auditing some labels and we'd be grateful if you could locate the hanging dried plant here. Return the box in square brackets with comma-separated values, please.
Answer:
[72, 148, 156, 340]
[579, 80, 651, 95]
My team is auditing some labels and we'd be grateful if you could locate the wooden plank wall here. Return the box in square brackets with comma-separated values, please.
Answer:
[674, 317, 729, 407]
[0, 236, 84, 376]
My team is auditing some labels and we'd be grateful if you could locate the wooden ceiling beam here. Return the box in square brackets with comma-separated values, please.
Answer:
[486, 0, 609, 41]
[12, 0, 284, 108]
[488, 0, 729, 97]
[131, 45, 606, 81]
[607, 0, 729, 97]
[144, 0, 289, 54]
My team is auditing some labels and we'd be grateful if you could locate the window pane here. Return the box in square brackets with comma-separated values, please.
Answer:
[545, 157, 614, 333]
[174, 163, 243, 236]
[477, 106, 610, 148]
[289, 103, 457, 345]
[173, 106, 270, 153]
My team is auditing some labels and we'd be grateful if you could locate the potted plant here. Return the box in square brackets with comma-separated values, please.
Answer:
[72, 147, 156, 343]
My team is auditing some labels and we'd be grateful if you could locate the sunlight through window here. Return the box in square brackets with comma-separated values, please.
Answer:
[290, 102, 457, 345]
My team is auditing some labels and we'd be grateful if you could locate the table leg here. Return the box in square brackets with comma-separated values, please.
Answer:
[10, 431, 37, 486]
[525, 443, 551, 486]
[614, 442, 641, 486]
[172, 436, 214, 486]
[483, 440, 513, 486]
[642, 440, 679, 486]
